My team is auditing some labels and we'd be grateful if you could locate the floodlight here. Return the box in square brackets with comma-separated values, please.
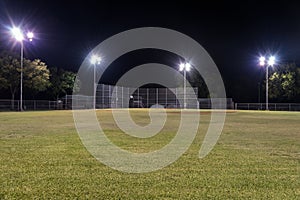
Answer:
[11, 27, 24, 41]
[268, 56, 275, 66]
[27, 32, 34, 41]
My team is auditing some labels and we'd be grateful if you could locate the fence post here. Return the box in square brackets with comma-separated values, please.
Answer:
[247, 103, 249, 110]
[66, 95, 68, 109]
[121, 86, 123, 108]
[102, 84, 105, 108]
[109, 85, 111, 108]
[115, 86, 118, 108]
[165, 88, 167, 107]
[289, 104, 291, 111]
[147, 88, 149, 108]
[156, 88, 158, 105]
[175, 88, 177, 108]
[128, 87, 130, 109]
[275, 103, 277, 111]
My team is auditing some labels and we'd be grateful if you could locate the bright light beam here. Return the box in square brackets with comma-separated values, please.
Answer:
[91, 55, 101, 65]
[259, 56, 265, 66]
[268, 56, 276, 66]
[11, 27, 24, 41]
[27, 32, 34, 41]
[185, 62, 191, 71]
[179, 63, 185, 71]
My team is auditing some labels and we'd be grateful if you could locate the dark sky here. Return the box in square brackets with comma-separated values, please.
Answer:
[1, 0, 300, 102]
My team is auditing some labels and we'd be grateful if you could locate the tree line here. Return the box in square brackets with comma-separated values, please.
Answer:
[268, 62, 300, 102]
[1, 51, 300, 103]
[172, 62, 300, 102]
[0, 51, 78, 101]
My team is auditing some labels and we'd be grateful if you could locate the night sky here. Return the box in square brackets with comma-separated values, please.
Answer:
[1, 0, 300, 102]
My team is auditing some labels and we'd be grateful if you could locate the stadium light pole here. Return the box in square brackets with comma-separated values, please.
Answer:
[179, 62, 191, 109]
[259, 55, 276, 110]
[11, 27, 34, 111]
[90, 55, 101, 109]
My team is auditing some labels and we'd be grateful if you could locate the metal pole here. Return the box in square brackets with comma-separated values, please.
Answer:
[102, 84, 104, 108]
[258, 82, 260, 103]
[122, 86, 124, 108]
[116, 86, 118, 108]
[165, 87, 167, 107]
[146, 88, 149, 108]
[20, 42, 24, 111]
[266, 65, 269, 110]
[109, 85, 111, 108]
[175, 87, 177, 108]
[184, 69, 186, 109]
[93, 63, 96, 109]
[156, 88, 158, 105]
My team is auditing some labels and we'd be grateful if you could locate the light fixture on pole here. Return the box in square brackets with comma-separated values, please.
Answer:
[11, 27, 34, 111]
[259, 55, 276, 110]
[179, 62, 191, 109]
[90, 55, 101, 109]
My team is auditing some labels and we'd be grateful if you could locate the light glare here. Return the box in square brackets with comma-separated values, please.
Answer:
[27, 32, 34, 41]
[179, 63, 185, 71]
[259, 61, 265, 66]
[259, 56, 265, 62]
[11, 27, 24, 41]
[91, 55, 101, 65]
[185, 62, 191, 71]
[259, 56, 265, 66]
[179, 62, 191, 71]
[268, 56, 275, 66]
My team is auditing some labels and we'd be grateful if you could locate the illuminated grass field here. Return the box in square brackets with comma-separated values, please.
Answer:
[0, 110, 299, 199]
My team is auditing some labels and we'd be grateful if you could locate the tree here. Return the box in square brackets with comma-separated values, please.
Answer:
[48, 67, 79, 100]
[268, 63, 300, 102]
[0, 51, 21, 109]
[0, 51, 50, 108]
[23, 59, 50, 98]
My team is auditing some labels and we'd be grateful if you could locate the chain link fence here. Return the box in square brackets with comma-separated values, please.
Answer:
[235, 103, 300, 111]
[69, 84, 200, 109]
[0, 100, 64, 111]
[0, 84, 236, 111]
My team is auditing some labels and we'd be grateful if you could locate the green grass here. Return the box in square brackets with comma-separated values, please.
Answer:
[0, 110, 299, 199]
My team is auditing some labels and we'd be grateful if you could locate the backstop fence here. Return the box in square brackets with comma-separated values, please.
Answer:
[70, 84, 200, 109]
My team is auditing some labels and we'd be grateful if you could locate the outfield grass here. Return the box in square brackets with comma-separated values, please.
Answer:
[0, 110, 299, 199]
